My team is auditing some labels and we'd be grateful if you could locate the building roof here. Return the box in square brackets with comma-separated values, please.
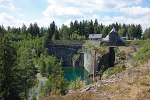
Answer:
[103, 27, 125, 41]
[89, 34, 102, 38]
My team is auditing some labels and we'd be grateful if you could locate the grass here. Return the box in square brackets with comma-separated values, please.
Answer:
[127, 81, 134, 85]
[43, 91, 93, 100]
[98, 85, 112, 91]
[105, 64, 126, 78]
[140, 76, 150, 86]
[134, 40, 150, 62]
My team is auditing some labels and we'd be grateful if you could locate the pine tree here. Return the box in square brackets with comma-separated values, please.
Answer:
[136, 24, 142, 39]
[94, 19, 98, 27]
[0, 36, 20, 100]
[18, 48, 36, 100]
[33, 22, 39, 36]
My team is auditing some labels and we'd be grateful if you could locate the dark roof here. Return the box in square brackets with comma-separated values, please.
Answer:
[103, 27, 125, 41]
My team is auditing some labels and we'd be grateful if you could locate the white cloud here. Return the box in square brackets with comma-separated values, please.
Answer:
[102, 15, 150, 31]
[120, 6, 150, 16]
[0, 13, 26, 28]
[17, 14, 24, 17]
[45, 0, 142, 12]
[42, 0, 143, 27]
[0, 0, 15, 10]
[103, 16, 112, 20]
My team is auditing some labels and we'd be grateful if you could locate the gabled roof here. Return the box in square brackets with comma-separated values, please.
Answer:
[103, 27, 125, 41]
[89, 34, 102, 38]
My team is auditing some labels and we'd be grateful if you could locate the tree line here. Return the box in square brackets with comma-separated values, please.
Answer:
[0, 19, 146, 42]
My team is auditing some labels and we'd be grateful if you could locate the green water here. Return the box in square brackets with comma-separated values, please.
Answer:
[62, 66, 91, 84]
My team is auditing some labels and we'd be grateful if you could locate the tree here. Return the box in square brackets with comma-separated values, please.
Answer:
[0, 36, 21, 100]
[21, 23, 27, 35]
[73, 20, 79, 32]
[101, 26, 108, 38]
[115, 22, 119, 31]
[89, 20, 94, 34]
[33, 22, 39, 36]
[135, 24, 142, 39]
[50, 64, 68, 95]
[94, 19, 100, 34]
[143, 27, 150, 39]
[118, 28, 126, 37]
[54, 26, 60, 40]
[39, 58, 46, 76]
[128, 25, 136, 39]
[59, 25, 70, 40]
[70, 21, 74, 34]
[94, 19, 98, 27]
[18, 48, 36, 100]
[0, 25, 6, 36]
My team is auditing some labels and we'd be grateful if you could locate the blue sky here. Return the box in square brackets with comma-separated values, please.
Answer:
[0, 0, 150, 32]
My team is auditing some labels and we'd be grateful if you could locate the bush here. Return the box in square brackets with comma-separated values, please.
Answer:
[116, 53, 126, 60]
[77, 49, 83, 53]
[72, 54, 79, 61]
[106, 64, 126, 78]
[69, 77, 85, 91]
[121, 64, 126, 69]
[99, 65, 105, 74]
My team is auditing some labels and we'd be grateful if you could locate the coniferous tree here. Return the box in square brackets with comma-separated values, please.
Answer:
[33, 22, 39, 36]
[90, 20, 94, 34]
[70, 21, 74, 34]
[0, 36, 21, 100]
[18, 48, 36, 100]
[136, 24, 142, 39]
[94, 19, 98, 27]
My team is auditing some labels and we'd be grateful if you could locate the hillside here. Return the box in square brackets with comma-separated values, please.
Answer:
[43, 40, 150, 100]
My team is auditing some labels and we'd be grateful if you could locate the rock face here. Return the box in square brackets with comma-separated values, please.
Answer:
[82, 47, 109, 74]
[73, 53, 84, 68]
[46, 44, 82, 66]
[46, 44, 109, 75]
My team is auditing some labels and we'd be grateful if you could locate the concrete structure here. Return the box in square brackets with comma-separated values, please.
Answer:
[89, 34, 102, 41]
[102, 27, 126, 46]
[103, 27, 125, 42]
[102, 27, 126, 67]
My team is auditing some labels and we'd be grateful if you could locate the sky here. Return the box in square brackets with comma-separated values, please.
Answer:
[0, 0, 150, 32]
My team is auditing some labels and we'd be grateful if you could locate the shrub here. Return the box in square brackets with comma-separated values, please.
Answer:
[99, 65, 105, 74]
[106, 65, 126, 78]
[72, 54, 79, 61]
[106, 67, 114, 78]
[114, 47, 118, 53]
[68, 77, 85, 91]
[121, 64, 126, 69]
[77, 49, 83, 53]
